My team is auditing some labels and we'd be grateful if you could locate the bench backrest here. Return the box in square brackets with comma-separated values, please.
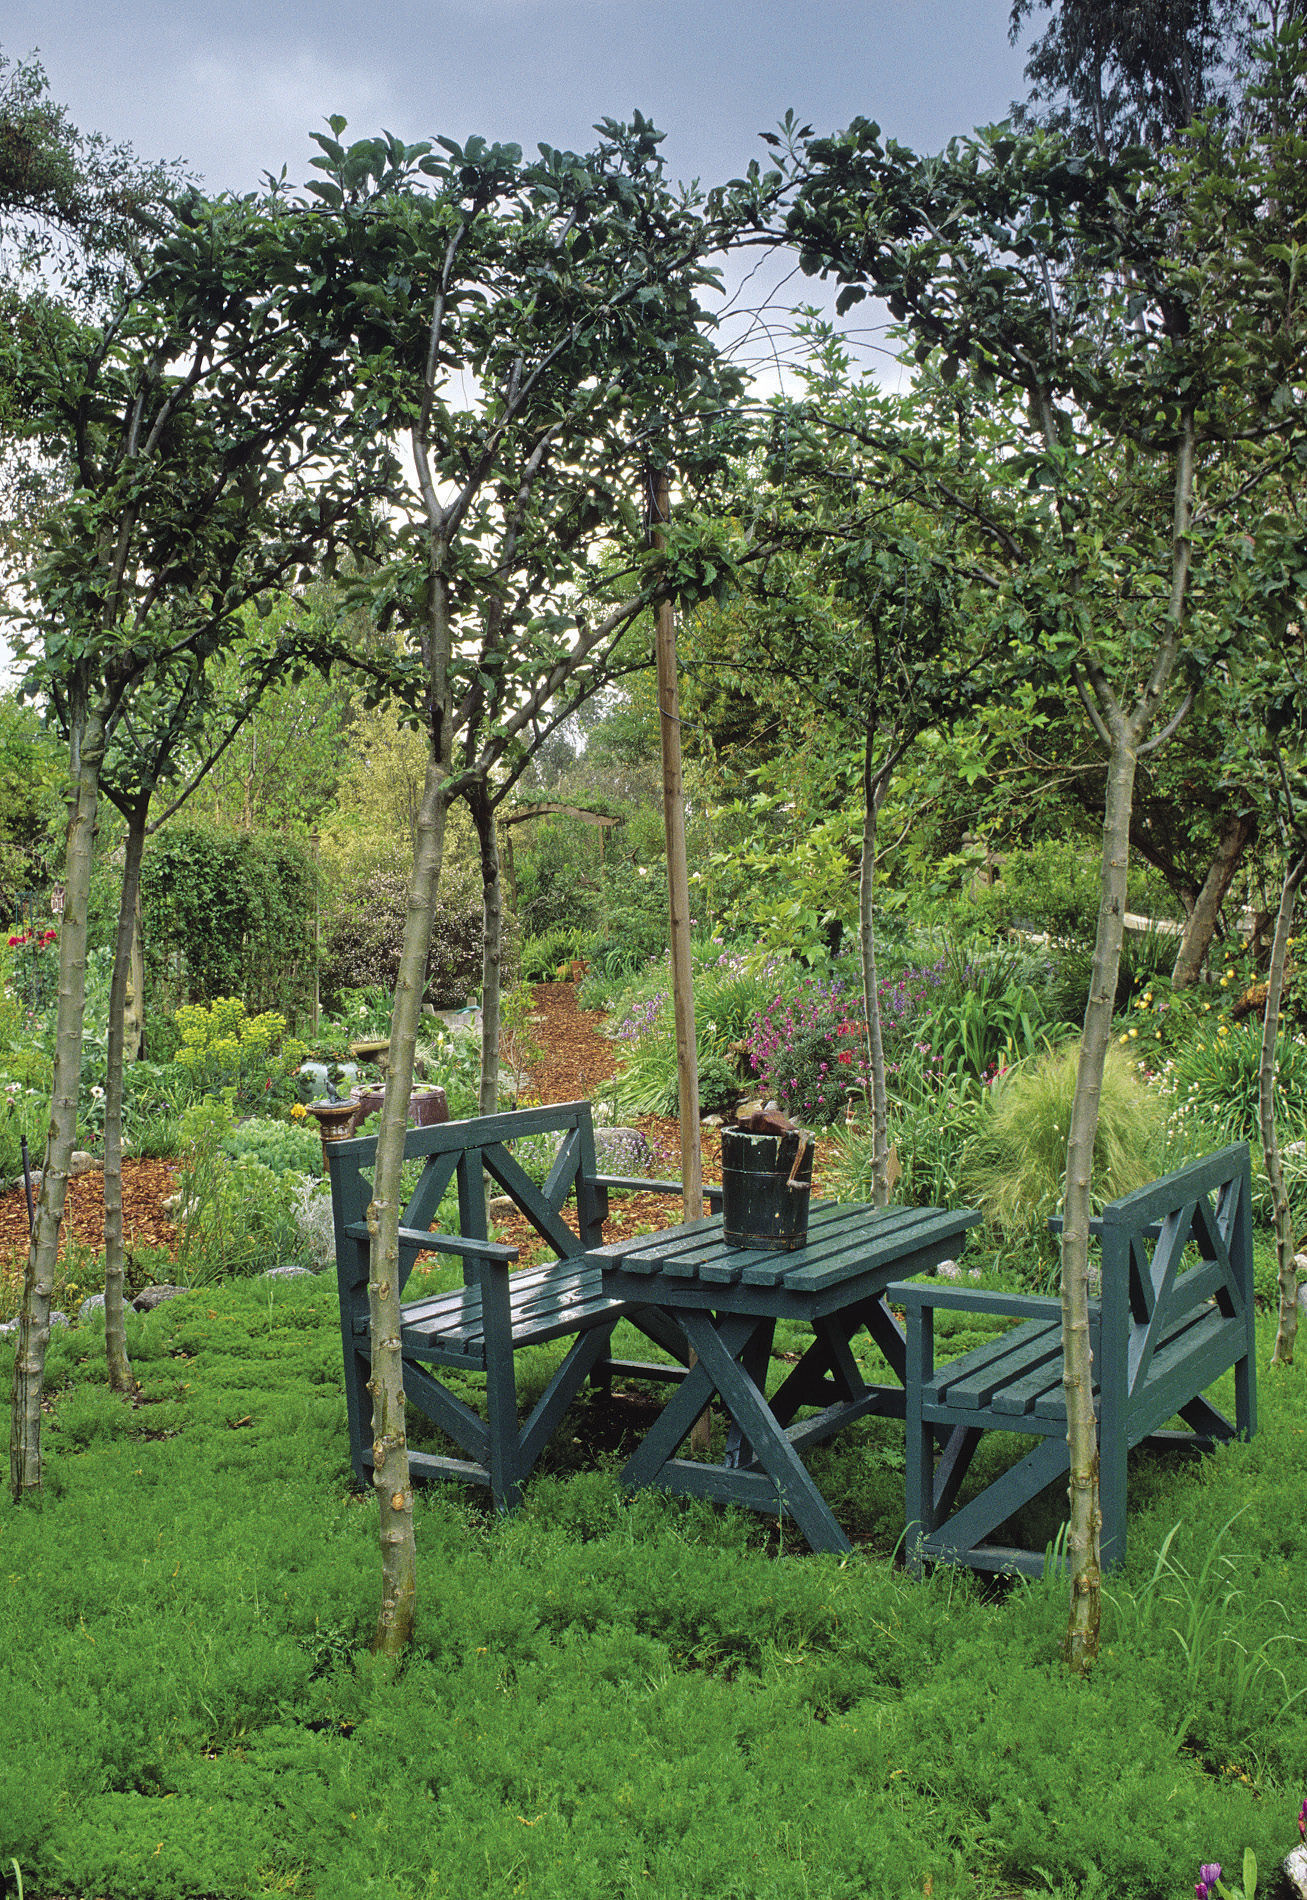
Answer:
[324, 1100, 607, 1303]
[1098, 1141, 1253, 1415]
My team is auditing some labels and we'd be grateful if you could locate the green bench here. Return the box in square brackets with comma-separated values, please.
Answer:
[891, 1144, 1256, 1577]
[324, 1100, 698, 1510]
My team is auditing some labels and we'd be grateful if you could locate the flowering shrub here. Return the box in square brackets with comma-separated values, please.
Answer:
[2, 922, 59, 1012]
[744, 976, 867, 1125]
[174, 997, 306, 1112]
[611, 941, 785, 1116]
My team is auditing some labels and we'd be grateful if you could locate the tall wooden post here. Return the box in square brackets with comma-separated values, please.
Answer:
[650, 469, 702, 1223]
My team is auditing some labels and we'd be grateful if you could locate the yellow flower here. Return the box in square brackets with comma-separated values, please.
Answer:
[1119, 1033, 1129, 1044]
[290, 1103, 308, 1120]
[1128, 1027, 1138, 1038]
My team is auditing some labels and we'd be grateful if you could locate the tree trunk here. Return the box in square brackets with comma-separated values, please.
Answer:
[102, 801, 148, 1395]
[471, 782, 503, 1118]
[1170, 809, 1257, 989]
[1265, 852, 1305, 1368]
[652, 474, 701, 1223]
[366, 753, 448, 1655]
[9, 700, 107, 1499]
[124, 878, 144, 1063]
[858, 724, 892, 1205]
[1061, 725, 1138, 1670]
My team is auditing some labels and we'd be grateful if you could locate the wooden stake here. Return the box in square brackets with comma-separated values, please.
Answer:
[650, 469, 702, 1225]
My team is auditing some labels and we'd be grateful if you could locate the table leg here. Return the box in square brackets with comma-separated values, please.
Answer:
[767, 1311, 868, 1427]
[723, 1317, 776, 1469]
[676, 1309, 852, 1555]
[620, 1317, 752, 1489]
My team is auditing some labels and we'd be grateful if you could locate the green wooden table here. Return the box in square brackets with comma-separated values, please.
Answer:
[586, 1199, 980, 1554]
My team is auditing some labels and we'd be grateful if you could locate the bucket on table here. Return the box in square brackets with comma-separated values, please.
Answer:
[720, 1111, 815, 1252]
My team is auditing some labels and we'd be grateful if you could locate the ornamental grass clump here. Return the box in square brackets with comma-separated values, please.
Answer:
[962, 1040, 1164, 1247]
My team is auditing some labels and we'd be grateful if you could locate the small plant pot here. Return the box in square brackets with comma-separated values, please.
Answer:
[305, 1100, 360, 1145]
[720, 1123, 816, 1252]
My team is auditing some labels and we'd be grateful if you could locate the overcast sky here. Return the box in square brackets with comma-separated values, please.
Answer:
[7, 1, 1031, 200]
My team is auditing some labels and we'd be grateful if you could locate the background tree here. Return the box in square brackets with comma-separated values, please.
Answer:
[1009, 0, 1242, 156]
[6, 185, 392, 1501]
[298, 114, 772, 1651]
[784, 23, 1307, 1664]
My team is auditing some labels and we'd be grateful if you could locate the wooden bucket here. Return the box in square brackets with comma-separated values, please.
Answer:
[720, 1123, 815, 1252]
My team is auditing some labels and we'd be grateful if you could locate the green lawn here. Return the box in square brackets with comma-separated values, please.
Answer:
[2, 1277, 1303, 1900]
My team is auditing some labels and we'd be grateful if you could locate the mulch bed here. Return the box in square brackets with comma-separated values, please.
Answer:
[0, 981, 828, 1292]
[0, 1158, 180, 1301]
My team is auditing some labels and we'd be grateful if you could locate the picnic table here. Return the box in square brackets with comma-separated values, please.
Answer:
[587, 1199, 981, 1555]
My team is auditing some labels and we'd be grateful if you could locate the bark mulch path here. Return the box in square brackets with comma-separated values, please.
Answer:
[0, 1158, 180, 1303]
[496, 980, 725, 1263]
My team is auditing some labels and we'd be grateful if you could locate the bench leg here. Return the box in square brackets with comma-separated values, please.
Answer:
[1099, 1424, 1128, 1571]
[344, 1340, 374, 1488]
[484, 1331, 523, 1513]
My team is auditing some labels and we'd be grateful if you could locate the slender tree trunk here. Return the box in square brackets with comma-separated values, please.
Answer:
[651, 473, 701, 1222]
[366, 501, 457, 1653]
[102, 802, 148, 1395]
[1062, 724, 1138, 1669]
[858, 724, 892, 1204]
[123, 878, 145, 1063]
[367, 756, 447, 1655]
[1060, 410, 1194, 1672]
[1265, 852, 1305, 1368]
[10, 700, 107, 1499]
[1170, 809, 1257, 989]
[471, 783, 503, 1118]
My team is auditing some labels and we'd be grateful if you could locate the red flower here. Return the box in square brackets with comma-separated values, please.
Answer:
[836, 1050, 853, 1065]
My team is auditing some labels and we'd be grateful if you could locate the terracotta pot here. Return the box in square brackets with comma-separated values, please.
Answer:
[350, 1085, 449, 1129]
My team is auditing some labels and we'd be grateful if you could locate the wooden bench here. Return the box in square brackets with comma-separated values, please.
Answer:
[891, 1144, 1257, 1577]
[324, 1100, 699, 1510]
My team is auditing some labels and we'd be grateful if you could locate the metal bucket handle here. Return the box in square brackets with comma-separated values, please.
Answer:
[785, 1130, 811, 1192]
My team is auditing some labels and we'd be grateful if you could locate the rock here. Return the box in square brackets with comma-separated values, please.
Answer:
[78, 1294, 106, 1321]
[131, 1284, 185, 1313]
[0, 1318, 16, 1338]
[161, 1192, 184, 1215]
[488, 1195, 515, 1217]
[1285, 1844, 1307, 1900]
[701, 1114, 725, 1128]
[69, 1151, 97, 1177]
[595, 1126, 653, 1174]
[261, 1264, 314, 1280]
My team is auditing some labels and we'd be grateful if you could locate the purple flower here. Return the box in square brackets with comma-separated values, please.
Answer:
[1196, 1864, 1222, 1900]
[1300, 1797, 1306, 1839]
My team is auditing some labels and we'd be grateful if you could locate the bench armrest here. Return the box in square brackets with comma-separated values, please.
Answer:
[592, 1174, 724, 1210]
[887, 1280, 1061, 1322]
[592, 1174, 683, 1194]
[344, 1220, 520, 1264]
